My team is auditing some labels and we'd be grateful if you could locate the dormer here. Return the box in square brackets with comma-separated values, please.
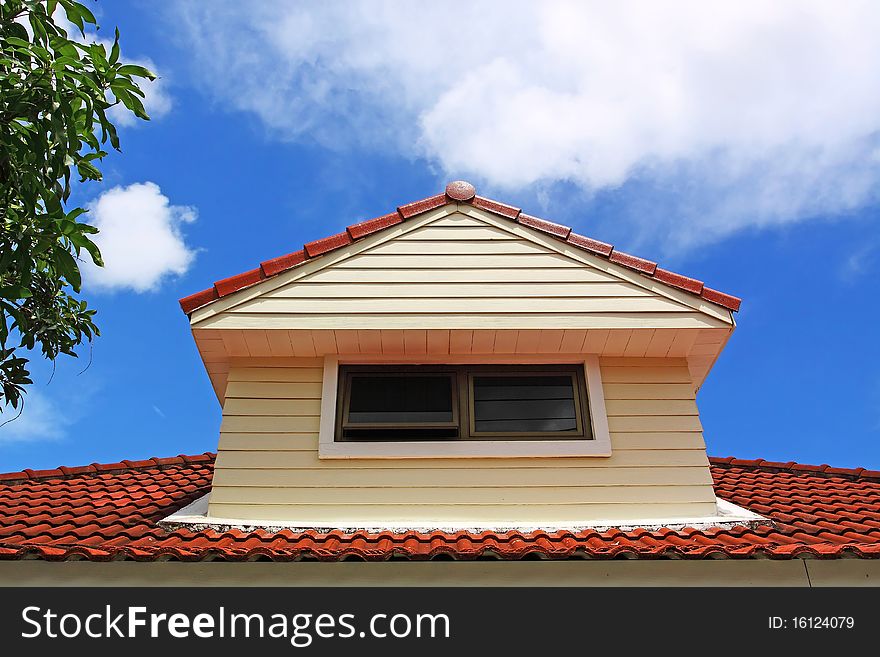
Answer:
[176, 182, 749, 530]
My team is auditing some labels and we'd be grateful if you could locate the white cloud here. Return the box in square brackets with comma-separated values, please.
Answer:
[174, 0, 880, 251]
[82, 182, 197, 293]
[0, 389, 72, 444]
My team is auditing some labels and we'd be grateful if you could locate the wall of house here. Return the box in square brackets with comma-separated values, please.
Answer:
[208, 356, 716, 525]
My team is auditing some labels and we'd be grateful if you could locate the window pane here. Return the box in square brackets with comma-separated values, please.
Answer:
[348, 374, 454, 424]
[472, 375, 578, 433]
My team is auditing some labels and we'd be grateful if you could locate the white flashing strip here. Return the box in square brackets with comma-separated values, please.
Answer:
[160, 494, 770, 534]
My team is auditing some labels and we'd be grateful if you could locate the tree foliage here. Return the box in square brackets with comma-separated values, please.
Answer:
[0, 0, 153, 411]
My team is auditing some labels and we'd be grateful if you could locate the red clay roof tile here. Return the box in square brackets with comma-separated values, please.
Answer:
[179, 287, 218, 314]
[566, 232, 614, 256]
[214, 268, 264, 298]
[701, 286, 742, 312]
[517, 213, 572, 240]
[471, 195, 521, 219]
[260, 250, 307, 277]
[652, 268, 704, 294]
[304, 231, 353, 258]
[0, 454, 878, 562]
[397, 193, 447, 219]
[346, 212, 403, 240]
[178, 182, 742, 315]
[608, 250, 658, 275]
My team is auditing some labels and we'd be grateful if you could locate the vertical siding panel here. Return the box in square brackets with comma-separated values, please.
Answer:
[470, 330, 496, 354]
[492, 330, 518, 353]
[645, 329, 677, 357]
[426, 330, 450, 354]
[449, 330, 473, 354]
[357, 330, 382, 353]
[582, 329, 609, 354]
[537, 329, 565, 353]
[667, 330, 698, 358]
[308, 330, 335, 356]
[515, 330, 541, 353]
[403, 330, 428, 355]
[334, 330, 360, 354]
[602, 330, 631, 357]
[266, 330, 293, 356]
[559, 330, 587, 354]
[221, 330, 250, 357]
[381, 329, 405, 354]
[623, 329, 654, 357]
[243, 330, 272, 357]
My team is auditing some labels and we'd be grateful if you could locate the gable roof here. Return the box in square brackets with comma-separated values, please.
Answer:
[179, 181, 742, 316]
[1, 453, 878, 561]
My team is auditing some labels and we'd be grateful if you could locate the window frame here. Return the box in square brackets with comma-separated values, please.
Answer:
[318, 355, 612, 459]
[337, 365, 461, 439]
[464, 365, 591, 441]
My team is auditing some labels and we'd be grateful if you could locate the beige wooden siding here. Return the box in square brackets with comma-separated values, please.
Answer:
[197, 213, 730, 331]
[208, 357, 717, 525]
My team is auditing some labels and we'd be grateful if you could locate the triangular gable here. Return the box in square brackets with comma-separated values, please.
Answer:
[191, 205, 732, 330]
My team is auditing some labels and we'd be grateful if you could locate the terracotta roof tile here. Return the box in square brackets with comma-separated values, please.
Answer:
[179, 288, 218, 314]
[304, 231, 353, 258]
[1, 454, 879, 562]
[517, 213, 572, 240]
[566, 232, 614, 257]
[214, 268, 265, 298]
[346, 212, 403, 240]
[652, 268, 704, 294]
[701, 287, 742, 312]
[260, 250, 307, 277]
[608, 250, 658, 275]
[471, 195, 521, 219]
[397, 193, 447, 219]
[178, 182, 742, 315]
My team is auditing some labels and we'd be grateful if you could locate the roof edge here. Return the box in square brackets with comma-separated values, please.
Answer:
[178, 182, 743, 317]
[0, 452, 216, 484]
[708, 456, 880, 481]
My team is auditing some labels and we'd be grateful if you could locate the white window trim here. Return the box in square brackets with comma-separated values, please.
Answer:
[318, 355, 612, 459]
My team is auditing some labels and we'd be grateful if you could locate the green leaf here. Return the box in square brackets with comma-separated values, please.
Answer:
[110, 29, 120, 65]
[116, 64, 157, 80]
[54, 248, 82, 291]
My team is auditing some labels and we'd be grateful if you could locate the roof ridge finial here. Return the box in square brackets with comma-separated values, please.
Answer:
[445, 180, 476, 202]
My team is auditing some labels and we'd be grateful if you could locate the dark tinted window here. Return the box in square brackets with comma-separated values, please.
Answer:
[347, 374, 454, 425]
[472, 375, 578, 433]
[336, 364, 589, 442]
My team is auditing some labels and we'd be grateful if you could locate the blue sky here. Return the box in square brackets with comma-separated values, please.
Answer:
[1, 1, 879, 471]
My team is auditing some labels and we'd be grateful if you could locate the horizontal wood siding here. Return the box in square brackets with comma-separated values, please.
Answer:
[212, 216, 722, 331]
[208, 358, 717, 525]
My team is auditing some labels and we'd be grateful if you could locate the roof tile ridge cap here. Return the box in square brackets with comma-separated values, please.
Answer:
[469, 194, 522, 220]
[708, 456, 880, 481]
[0, 453, 217, 484]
